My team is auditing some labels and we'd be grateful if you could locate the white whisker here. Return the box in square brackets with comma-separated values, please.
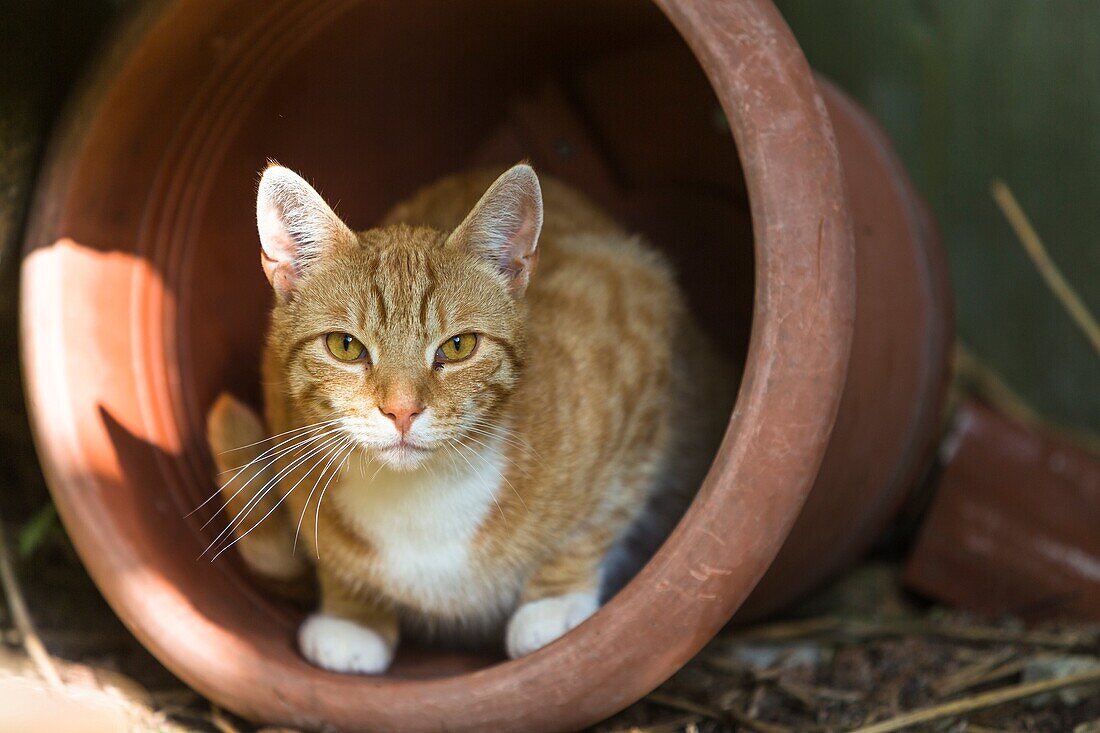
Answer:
[192, 419, 342, 518]
[458, 430, 533, 479]
[463, 419, 546, 469]
[368, 457, 387, 483]
[198, 424, 347, 528]
[454, 433, 529, 513]
[448, 438, 507, 523]
[217, 416, 342, 455]
[211, 431, 350, 561]
[313, 440, 358, 559]
[294, 437, 357, 553]
[202, 430, 347, 557]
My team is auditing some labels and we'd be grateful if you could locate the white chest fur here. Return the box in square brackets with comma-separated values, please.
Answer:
[331, 437, 510, 617]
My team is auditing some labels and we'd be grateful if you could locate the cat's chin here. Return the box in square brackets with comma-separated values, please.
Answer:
[373, 442, 434, 472]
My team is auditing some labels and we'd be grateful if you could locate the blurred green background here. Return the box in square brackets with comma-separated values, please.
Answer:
[777, 0, 1099, 433]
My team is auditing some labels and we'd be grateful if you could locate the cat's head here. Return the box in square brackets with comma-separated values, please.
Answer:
[258, 163, 542, 471]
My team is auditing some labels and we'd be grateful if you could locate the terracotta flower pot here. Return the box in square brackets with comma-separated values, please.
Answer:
[20, 0, 951, 730]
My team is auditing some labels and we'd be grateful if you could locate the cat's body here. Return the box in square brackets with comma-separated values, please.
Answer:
[206, 165, 731, 672]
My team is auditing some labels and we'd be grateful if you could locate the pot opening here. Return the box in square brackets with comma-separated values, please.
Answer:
[132, 0, 753, 678]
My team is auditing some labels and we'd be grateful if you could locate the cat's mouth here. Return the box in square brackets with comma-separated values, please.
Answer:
[375, 438, 433, 469]
[381, 439, 430, 453]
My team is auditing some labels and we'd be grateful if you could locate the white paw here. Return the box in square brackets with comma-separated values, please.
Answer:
[298, 613, 395, 674]
[505, 591, 599, 658]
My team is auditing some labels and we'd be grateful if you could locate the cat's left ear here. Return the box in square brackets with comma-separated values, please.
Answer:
[446, 164, 543, 296]
[257, 164, 355, 299]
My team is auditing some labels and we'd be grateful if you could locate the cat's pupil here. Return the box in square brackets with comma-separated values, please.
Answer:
[343, 335, 353, 351]
[452, 337, 461, 348]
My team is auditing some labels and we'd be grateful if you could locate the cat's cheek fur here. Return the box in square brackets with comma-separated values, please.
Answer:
[298, 613, 396, 674]
[504, 591, 599, 658]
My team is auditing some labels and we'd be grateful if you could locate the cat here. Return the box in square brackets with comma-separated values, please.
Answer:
[204, 162, 733, 673]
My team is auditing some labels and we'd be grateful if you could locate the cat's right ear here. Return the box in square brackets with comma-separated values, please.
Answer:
[256, 164, 355, 299]
[446, 164, 543, 296]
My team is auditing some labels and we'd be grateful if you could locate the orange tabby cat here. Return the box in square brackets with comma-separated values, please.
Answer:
[205, 163, 731, 673]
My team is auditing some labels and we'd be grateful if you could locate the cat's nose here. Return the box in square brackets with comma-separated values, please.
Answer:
[379, 399, 424, 434]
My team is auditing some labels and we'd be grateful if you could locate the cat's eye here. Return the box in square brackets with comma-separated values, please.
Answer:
[325, 332, 368, 362]
[435, 333, 478, 363]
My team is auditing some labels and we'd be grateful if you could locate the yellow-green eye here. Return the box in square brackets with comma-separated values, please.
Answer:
[436, 333, 478, 363]
[325, 332, 368, 362]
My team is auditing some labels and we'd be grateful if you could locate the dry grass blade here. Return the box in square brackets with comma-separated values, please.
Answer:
[856, 619, 1096, 649]
[0, 512, 62, 687]
[210, 704, 244, 733]
[934, 649, 1017, 697]
[938, 656, 1030, 698]
[646, 692, 725, 720]
[726, 707, 793, 733]
[991, 179, 1100, 358]
[642, 686, 792, 726]
[731, 615, 1096, 650]
[604, 714, 700, 733]
[728, 617, 843, 642]
[953, 343, 1100, 453]
[646, 692, 792, 733]
[849, 666, 1100, 733]
[953, 343, 1043, 426]
[779, 680, 864, 705]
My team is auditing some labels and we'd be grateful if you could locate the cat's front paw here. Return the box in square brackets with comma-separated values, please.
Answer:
[298, 613, 395, 674]
[505, 591, 598, 658]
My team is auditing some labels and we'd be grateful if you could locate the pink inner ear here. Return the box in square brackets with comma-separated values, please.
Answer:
[260, 248, 293, 294]
[254, 164, 355, 296]
[452, 166, 543, 293]
[258, 201, 301, 293]
[502, 216, 539, 273]
[258, 201, 298, 267]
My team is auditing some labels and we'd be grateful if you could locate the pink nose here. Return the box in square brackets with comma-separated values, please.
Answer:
[379, 400, 423, 434]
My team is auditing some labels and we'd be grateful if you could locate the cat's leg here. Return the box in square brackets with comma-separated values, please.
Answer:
[206, 393, 308, 582]
[299, 569, 399, 674]
[505, 530, 611, 658]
